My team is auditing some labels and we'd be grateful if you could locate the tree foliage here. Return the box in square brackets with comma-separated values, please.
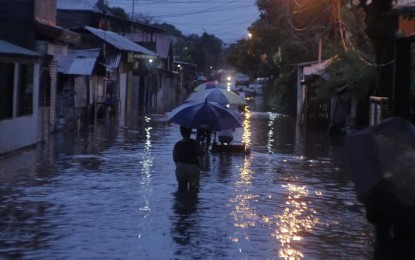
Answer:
[353, 0, 397, 97]
[171, 33, 223, 75]
[225, 0, 400, 114]
[226, 0, 333, 114]
[109, 7, 129, 20]
[314, 4, 377, 101]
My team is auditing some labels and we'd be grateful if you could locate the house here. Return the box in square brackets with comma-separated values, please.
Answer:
[70, 26, 157, 126]
[56, 48, 106, 130]
[0, 0, 80, 131]
[0, 0, 80, 154]
[173, 61, 198, 103]
[56, 0, 178, 126]
[130, 33, 177, 113]
[0, 40, 42, 155]
[34, 18, 80, 134]
[293, 59, 333, 129]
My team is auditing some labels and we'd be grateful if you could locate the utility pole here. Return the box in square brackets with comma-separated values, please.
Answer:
[132, 0, 135, 19]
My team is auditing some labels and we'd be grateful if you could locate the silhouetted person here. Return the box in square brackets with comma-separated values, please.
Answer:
[173, 126, 205, 191]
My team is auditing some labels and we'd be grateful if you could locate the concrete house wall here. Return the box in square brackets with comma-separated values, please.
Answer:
[0, 59, 41, 154]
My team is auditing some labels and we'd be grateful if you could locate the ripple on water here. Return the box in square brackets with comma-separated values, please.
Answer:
[0, 110, 374, 259]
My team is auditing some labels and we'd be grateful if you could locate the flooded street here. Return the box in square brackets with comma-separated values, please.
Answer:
[0, 97, 374, 259]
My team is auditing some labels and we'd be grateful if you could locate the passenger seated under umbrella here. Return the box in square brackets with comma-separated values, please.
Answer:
[217, 128, 234, 145]
[196, 128, 212, 150]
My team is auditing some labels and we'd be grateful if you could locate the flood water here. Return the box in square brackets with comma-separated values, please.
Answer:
[0, 97, 374, 259]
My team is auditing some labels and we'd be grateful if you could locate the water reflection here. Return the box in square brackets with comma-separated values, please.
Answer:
[0, 190, 57, 259]
[138, 116, 153, 238]
[0, 96, 374, 259]
[230, 106, 256, 253]
[267, 112, 278, 154]
[241, 106, 251, 148]
[273, 184, 318, 259]
[171, 190, 199, 244]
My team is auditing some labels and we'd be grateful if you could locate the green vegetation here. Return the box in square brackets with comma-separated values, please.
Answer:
[225, 0, 398, 118]
[156, 22, 224, 75]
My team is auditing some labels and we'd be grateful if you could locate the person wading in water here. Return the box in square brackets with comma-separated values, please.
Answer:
[173, 126, 205, 191]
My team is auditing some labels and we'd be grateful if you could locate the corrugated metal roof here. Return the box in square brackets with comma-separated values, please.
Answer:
[85, 26, 157, 56]
[303, 58, 334, 80]
[57, 48, 101, 75]
[106, 54, 121, 69]
[0, 39, 42, 57]
[57, 0, 102, 13]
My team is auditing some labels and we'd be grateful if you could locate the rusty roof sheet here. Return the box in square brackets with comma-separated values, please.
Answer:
[0, 39, 42, 57]
[85, 26, 157, 56]
[57, 48, 101, 75]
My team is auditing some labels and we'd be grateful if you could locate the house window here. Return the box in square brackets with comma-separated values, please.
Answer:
[0, 63, 14, 120]
[17, 64, 34, 116]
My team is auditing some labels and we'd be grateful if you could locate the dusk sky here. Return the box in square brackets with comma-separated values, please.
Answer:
[107, 0, 261, 44]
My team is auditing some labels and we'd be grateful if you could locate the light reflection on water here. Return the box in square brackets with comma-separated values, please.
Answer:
[138, 116, 153, 237]
[0, 97, 374, 259]
[241, 106, 251, 148]
[274, 184, 318, 259]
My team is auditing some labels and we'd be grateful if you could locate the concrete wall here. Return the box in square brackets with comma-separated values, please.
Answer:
[0, 63, 40, 154]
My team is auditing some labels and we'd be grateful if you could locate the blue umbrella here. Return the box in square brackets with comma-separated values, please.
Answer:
[186, 88, 247, 106]
[194, 82, 226, 92]
[167, 100, 242, 131]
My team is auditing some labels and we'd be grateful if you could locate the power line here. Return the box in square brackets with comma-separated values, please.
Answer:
[106, 0, 260, 43]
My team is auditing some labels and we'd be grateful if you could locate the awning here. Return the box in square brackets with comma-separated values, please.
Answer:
[57, 48, 101, 75]
[84, 26, 157, 56]
[0, 39, 42, 57]
[35, 18, 80, 44]
[303, 58, 335, 79]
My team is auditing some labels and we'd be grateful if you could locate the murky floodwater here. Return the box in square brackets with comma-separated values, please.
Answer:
[0, 97, 374, 259]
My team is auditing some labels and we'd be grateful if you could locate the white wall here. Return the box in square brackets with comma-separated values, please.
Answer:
[0, 63, 40, 155]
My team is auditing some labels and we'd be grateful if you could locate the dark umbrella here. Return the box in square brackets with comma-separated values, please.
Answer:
[345, 117, 415, 207]
[167, 100, 242, 131]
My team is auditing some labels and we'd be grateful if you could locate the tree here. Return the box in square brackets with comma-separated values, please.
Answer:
[109, 7, 129, 20]
[227, 0, 330, 114]
[315, 3, 377, 101]
[352, 0, 398, 98]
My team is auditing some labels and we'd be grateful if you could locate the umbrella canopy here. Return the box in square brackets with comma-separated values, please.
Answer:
[196, 75, 208, 81]
[186, 88, 247, 106]
[345, 117, 415, 207]
[194, 82, 226, 92]
[167, 101, 242, 131]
